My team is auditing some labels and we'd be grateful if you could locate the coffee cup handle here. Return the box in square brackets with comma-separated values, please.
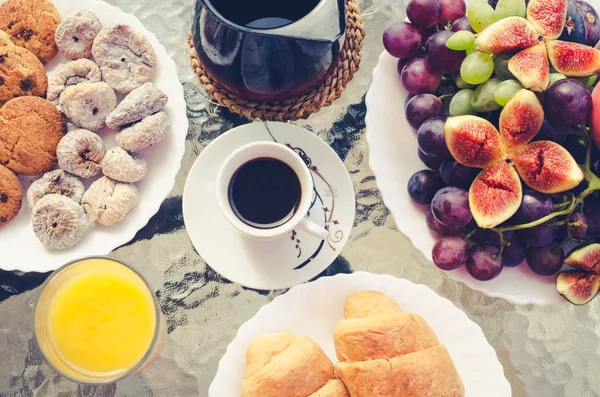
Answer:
[297, 219, 329, 240]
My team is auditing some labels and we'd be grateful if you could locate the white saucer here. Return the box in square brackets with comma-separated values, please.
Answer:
[182, 121, 356, 290]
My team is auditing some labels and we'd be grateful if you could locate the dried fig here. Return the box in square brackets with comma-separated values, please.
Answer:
[508, 43, 550, 92]
[469, 161, 522, 228]
[564, 243, 600, 273]
[499, 89, 544, 150]
[546, 40, 600, 77]
[444, 116, 505, 168]
[556, 270, 600, 305]
[527, 0, 567, 39]
[32, 194, 89, 250]
[82, 176, 139, 226]
[475, 16, 539, 54]
[512, 140, 584, 193]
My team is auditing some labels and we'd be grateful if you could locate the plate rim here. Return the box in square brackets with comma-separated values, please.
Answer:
[208, 271, 512, 396]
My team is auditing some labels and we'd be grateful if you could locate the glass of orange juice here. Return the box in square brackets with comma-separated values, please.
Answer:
[34, 257, 163, 384]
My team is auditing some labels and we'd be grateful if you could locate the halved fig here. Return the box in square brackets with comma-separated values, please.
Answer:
[564, 243, 600, 273]
[499, 89, 544, 150]
[469, 161, 522, 228]
[507, 43, 550, 92]
[512, 141, 584, 193]
[546, 40, 600, 77]
[556, 270, 600, 305]
[475, 17, 540, 54]
[592, 84, 600, 150]
[445, 116, 505, 169]
[527, 0, 568, 39]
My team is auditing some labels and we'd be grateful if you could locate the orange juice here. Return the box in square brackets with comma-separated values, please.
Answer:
[35, 258, 160, 383]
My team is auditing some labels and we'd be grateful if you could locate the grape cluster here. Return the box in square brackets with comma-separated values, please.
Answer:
[387, 0, 600, 287]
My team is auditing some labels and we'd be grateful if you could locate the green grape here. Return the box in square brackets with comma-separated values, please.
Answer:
[465, 42, 477, 55]
[471, 78, 502, 112]
[494, 0, 526, 19]
[456, 75, 477, 89]
[446, 31, 475, 51]
[461, 51, 494, 85]
[493, 79, 523, 106]
[494, 55, 514, 80]
[549, 73, 566, 86]
[450, 90, 476, 116]
[575, 75, 598, 88]
[467, 1, 496, 33]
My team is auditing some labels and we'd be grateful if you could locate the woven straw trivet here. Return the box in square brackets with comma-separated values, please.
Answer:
[188, 0, 364, 121]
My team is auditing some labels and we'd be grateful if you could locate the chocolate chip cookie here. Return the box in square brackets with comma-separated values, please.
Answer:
[0, 0, 61, 64]
[0, 97, 67, 176]
[0, 164, 22, 228]
[0, 45, 48, 105]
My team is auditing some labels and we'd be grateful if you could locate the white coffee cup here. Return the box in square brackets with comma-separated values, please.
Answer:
[216, 141, 329, 240]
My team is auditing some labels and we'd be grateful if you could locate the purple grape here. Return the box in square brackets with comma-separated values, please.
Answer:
[513, 190, 553, 223]
[408, 170, 443, 204]
[397, 50, 425, 74]
[417, 117, 449, 158]
[520, 221, 559, 248]
[439, 0, 466, 24]
[405, 94, 444, 130]
[419, 28, 436, 47]
[545, 79, 593, 125]
[405, 93, 416, 109]
[468, 228, 489, 244]
[439, 159, 477, 188]
[526, 243, 565, 276]
[533, 119, 567, 145]
[432, 236, 468, 270]
[426, 209, 463, 236]
[407, 0, 442, 29]
[383, 22, 422, 59]
[563, 135, 587, 164]
[569, 212, 588, 239]
[431, 186, 472, 227]
[418, 148, 444, 170]
[401, 58, 443, 95]
[487, 230, 514, 247]
[466, 244, 504, 281]
[425, 31, 465, 74]
[583, 196, 600, 235]
[501, 235, 527, 267]
[451, 16, 474, 32]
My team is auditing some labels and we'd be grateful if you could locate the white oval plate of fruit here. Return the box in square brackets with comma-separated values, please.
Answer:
[366, 0, 600, 305]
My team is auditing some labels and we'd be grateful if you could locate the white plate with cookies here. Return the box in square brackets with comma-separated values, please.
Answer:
[209, 272, 511, 396]
[0, 0, 187, 272]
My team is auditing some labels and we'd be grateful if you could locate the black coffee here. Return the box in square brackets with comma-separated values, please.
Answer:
[206, 0, 320, 29]
[228, 158, 301, 229]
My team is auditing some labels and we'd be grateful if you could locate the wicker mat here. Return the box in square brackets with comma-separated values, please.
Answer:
[188, 0, 364, 121]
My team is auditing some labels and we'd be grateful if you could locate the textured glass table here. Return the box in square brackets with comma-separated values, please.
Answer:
[1, 0, 599, 396]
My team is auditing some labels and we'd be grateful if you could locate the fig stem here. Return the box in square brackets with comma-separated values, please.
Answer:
[438, 93, 454, 101]
[493, 194, 577, 233]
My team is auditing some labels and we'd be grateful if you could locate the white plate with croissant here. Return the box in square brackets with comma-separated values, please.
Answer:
[209, 272, 511, 397]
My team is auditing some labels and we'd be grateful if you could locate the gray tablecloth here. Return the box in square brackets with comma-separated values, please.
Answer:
[1, 0, 599, 396]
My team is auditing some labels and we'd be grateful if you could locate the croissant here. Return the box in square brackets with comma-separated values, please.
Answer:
[242, 332, 349, 397]
[334, 291, 465, 397]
